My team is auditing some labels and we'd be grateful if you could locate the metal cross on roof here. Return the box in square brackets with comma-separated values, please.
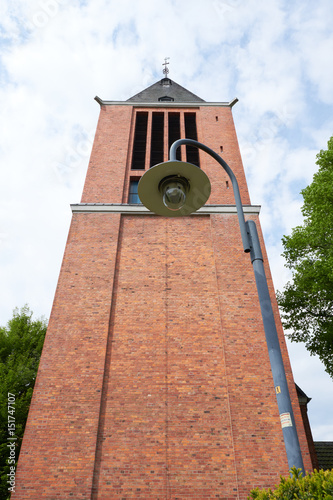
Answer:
[162, 57, 170, 76]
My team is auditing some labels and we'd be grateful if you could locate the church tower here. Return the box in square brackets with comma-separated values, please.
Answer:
[13, 75, 312, 499]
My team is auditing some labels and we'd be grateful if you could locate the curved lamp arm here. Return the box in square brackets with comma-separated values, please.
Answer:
[170, 138, 251, 253]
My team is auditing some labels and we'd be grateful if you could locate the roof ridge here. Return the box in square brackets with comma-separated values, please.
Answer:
[126, 78, 205, 103]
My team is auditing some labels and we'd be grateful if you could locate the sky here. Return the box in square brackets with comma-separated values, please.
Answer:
[0, 0, 332, 443]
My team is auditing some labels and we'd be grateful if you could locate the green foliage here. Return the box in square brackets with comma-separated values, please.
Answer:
[0, 306, 47, 499]
[249, 467, 333, 499]
[277, 137, 333, 378]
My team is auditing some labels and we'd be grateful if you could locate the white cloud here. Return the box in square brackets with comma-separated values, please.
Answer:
[290, 1, 333, 104]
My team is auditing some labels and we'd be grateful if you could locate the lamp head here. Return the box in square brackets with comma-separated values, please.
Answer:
[138, 160, 211, 217]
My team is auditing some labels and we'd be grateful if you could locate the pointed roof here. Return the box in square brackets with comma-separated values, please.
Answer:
[314, 442, 333, 470]
[126, 78, 205, 103]
[295, 384, 311, 404]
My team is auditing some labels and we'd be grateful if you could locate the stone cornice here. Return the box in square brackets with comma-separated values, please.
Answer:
[94, 97, 239, 108]
[71, 203, 260, 215]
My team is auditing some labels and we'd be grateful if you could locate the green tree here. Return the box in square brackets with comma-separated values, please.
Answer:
[0, 306, 47, 499]
[277, 137, 333, 379]
[248, 467, 333, 499]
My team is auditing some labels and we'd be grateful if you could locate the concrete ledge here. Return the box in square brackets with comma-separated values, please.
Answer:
[71, 203, 261, 215]
[94, 97, 238, 108]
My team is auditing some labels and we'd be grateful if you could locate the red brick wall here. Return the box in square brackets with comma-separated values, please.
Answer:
[13, 212, 122, 499]
[13, 100, 312, 500]
[198, 106, 251, 206]
[93, 215, 239, 499]
[299, 403, 319, 470]
[81, 105, 133, 203]
[90, 214, 312, 500]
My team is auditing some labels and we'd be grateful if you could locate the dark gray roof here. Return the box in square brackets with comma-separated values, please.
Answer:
[314, 442, 333, 470]
[127, 78, 205, 103]
[296, 384, 312, 404]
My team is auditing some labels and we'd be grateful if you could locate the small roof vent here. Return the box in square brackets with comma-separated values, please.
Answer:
[161, 78, 172, 87]
[158, 96, 175, 102]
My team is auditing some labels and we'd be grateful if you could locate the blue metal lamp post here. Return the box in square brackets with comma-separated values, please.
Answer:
[138, 138, 305, 474]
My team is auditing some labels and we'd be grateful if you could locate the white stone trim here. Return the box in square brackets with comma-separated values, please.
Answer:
[94, 97, 239, 108]
[70, 203, 260, 215]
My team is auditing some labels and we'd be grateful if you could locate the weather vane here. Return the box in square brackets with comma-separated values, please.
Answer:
[162, 57, 170, 77]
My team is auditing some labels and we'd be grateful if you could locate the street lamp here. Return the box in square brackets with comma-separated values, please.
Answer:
[138, 138, 305, 475]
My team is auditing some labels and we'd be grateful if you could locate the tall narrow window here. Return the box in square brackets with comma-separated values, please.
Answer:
[128, 179, 141, 204]
[131, 112, 148, 170]
[150, 112, 164, 167]
[184, 112, 200, 167]
[168, 113, 181, 161]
